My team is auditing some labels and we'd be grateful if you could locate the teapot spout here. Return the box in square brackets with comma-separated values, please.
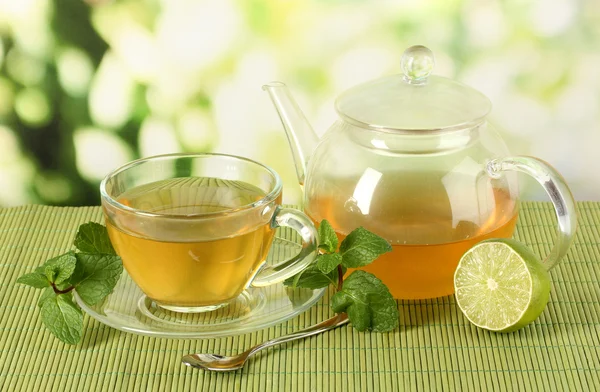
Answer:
[263, 82, 320, 185]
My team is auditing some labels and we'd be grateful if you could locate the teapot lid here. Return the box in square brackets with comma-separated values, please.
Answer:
[335, 45, 491, 132]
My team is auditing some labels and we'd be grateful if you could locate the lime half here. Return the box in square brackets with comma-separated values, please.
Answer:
[454, 238, 551, 333]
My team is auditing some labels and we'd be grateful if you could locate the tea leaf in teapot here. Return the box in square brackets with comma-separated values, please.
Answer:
[339, 227, 392, 268]
[74, 222, 117, 255]
[316, 253, 342, 274]
[331, 270, 399, 332]
[318, 220, 339, 253]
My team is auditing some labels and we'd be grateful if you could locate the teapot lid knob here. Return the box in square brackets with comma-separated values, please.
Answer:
[401, 45, 435, 84]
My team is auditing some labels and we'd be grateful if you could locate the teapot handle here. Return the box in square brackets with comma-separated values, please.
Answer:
[486, 156, 577, 271]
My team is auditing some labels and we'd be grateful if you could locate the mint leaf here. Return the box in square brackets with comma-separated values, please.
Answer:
[283, 264, 344, 289]
[16, 272, 49, 289]
[40, 293, 83, 345]
[331, 270, 399, 332]
[316, 253, 342, 274]
[44, 252, 77, 284]
[339, 227, 392, 268]
[38, 287, 55, 307]
[318, 220, 338, 253]
[71, 253, 123, 305]
[74, 222, 116, 255]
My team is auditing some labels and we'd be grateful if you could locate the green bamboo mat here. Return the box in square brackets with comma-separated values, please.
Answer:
[1, 202, 599, 391]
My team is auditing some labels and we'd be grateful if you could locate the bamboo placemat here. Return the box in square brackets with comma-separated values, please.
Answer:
[0, 202, 599, 391]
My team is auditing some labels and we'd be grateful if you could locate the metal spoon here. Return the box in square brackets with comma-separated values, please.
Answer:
[182, 313, 349, 372]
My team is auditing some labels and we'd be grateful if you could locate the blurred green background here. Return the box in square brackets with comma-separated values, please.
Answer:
[0, 0, 598, 207]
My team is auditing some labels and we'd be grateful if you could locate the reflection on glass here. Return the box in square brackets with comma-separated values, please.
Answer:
[371, 138, 388, 149]
[441, 156, 493, 229]
[352, 167, 383, 215]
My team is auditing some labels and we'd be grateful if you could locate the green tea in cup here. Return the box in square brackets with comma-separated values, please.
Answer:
[100, 153, 318, 313]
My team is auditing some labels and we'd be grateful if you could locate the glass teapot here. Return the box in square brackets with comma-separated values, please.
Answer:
[263, 45, 576, 299]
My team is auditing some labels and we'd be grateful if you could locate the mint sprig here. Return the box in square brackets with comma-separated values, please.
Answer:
[16, 222, 123, 345]
[284, 220, 399, 332]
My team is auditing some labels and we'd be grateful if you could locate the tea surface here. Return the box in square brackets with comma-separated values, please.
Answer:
[107, 177, 276, 307]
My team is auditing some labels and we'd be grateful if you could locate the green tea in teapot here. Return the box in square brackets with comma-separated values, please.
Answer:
[305, 171, 518, 299]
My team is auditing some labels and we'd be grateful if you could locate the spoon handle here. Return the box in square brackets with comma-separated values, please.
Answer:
[246, 313, 349, 357]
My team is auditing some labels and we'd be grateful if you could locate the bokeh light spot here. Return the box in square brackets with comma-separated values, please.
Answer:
[91, 4, 159, 82]
[464, 1, 506, 47]
[156, 0, 241, 72]
[89, 52, 135, 129]
[14, 88, 51, 126]
[0, 125, 21, 164]
[177, 108, 217, 151]
[33, 171, 72, 203]
[0, 0, 39, 22]
[56, 47, 94, 97]
[5, 48, 47, 86]
[74, 127, 134, 182]
[139, 117, 181, 157]
[0, 155, 36, 207]
[530, 0, 575, 36]
[331, 47, 396, 91]
[112, 25, 159, 82]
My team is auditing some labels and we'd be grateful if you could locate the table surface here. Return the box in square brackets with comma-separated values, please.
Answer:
[1, 202, 599, 391]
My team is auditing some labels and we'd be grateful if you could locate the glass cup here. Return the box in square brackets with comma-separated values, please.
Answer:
[100, 153, 318, 313]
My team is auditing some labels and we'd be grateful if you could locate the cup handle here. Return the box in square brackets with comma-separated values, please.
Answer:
[486, 156, 577, 271]
[251, 207, 318, 287]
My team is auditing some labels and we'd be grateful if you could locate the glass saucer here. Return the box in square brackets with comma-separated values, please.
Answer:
[74, 236, 325, 338]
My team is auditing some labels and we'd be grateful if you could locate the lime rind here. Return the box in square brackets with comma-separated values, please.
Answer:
[454, 239, 550, 332]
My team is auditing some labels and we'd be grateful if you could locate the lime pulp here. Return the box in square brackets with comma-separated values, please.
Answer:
[454, 238, 551, 333]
